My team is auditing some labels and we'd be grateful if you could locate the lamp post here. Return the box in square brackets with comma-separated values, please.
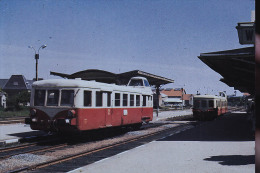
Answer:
[28, 45, 47, 81]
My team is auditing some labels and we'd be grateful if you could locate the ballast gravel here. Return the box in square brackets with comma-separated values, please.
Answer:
[0, 154, 54, 173]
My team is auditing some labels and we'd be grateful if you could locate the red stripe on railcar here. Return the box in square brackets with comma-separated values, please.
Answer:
[76, 107, 153, 131]
[29, 107, 153, 132]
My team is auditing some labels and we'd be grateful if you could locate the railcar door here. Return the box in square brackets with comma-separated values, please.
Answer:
[103, 92, 112, 127]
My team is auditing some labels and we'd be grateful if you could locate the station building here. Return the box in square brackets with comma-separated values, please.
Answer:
[155, 88, 193, 108]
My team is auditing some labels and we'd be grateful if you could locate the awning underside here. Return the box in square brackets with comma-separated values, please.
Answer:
[50, 69, 174, 86]
[198, 47, 255, 94]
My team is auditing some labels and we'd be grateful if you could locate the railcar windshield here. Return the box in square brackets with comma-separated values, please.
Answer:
[201, 100, 207, 108]
[194, 100, 201, 108]
[194, 99, 215, 109]
[47, 90, 59, 106]
[144, 79, 150, 87]
[34, 89, 75, 107]
[34, 90, 46, 106]
[208, 100, 214, 108]
[128, 79, 143, 86]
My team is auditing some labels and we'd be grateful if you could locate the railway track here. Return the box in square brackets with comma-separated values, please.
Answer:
[5, 121, 197, 173]
[0, 122, 166, 161]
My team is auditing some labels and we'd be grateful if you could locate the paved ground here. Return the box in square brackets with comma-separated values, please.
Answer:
[152, 109, 192, 122]
[69, 112, 255, 173]
[0, 124, 45, 141]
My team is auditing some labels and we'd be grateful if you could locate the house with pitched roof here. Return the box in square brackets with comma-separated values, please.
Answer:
[2, 75, 33, 98]
[0, 92, 6, 108]
[160, 88, 193, 108]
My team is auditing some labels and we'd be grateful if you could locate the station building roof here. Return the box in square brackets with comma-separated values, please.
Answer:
[50, 69, 174, 86]
[198, 46, 255, 95]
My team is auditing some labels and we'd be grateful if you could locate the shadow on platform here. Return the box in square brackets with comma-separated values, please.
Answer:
[159, 113, 254, 141]
[204, 155, 255, 166]
[7, 131, 46, 138]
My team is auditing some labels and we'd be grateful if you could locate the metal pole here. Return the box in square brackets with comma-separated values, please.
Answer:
[182, 88, 183, 110]
[156, 85, 160, 117]
[35, 54, 39, 81]
[29, 45, 46, 81]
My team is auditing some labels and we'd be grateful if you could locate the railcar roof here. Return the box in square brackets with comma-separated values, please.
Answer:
[32, 79, 152, 94]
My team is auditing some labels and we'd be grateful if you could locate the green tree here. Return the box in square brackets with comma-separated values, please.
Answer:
[6, 91, 31, 111]
[16, 91, 31, 106]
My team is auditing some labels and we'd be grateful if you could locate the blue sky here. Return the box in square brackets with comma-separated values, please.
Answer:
[0, 0, 254, 95]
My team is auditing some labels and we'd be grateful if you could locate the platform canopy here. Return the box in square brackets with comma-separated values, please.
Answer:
[198, 46, 255, 95]
[50, 69, 174, 86]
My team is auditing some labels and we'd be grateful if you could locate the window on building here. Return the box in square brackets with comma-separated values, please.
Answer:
[13, 82, 18, 86]
[130, 94, 134, 106]
[61, 90, 74, 106]
[136, 95, 140, 106]
[34, 90, 46, 106]
[84, 91, 92, 107]
[96, 91, 103, 107]
[123, 94, 128, 106]
[47, 90, 59, 106]
[115, 93, 120, 106]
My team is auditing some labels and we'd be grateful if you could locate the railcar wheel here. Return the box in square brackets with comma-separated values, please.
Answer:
[132, 123, 142, 131]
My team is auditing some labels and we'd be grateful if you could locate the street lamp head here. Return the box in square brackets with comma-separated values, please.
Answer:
[41, 45, 47, 49]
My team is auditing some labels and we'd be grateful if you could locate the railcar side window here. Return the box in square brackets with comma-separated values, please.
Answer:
[61, 90, 74, 106]
[143, 95, 147, 106]
[208, 100, 214, 108]
[84, 91, 92, 107]
[107, 92, 111, 107]
[123, 94, 128, 106]
[115, 93, 120, 106]
[47, 90, 59, 106]
[130, 94, 134, 106]
[34, 90, 46, 106]
[96, 91, 102, 107]
[136, 95, 140, 106]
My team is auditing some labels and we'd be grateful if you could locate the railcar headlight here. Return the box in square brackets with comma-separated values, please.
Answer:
[30, 109, 37, 117]
[68, 110, 76, 118]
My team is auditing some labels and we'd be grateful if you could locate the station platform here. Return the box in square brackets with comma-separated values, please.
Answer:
[0, 124, 46, 146]
[0, 109, 192, 146]
[69, 112, 255, 173]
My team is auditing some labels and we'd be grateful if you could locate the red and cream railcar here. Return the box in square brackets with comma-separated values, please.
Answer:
[192, 92, 228, 120]
[25, 77, 153, 132]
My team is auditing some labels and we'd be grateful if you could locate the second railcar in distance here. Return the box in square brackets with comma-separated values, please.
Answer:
[25, 77, 153, 132]
[192, 92, 228, 120]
